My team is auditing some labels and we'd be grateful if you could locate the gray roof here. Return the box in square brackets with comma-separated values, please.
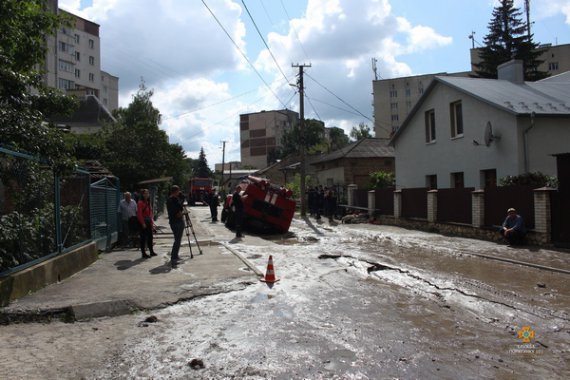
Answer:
[391, 74, 570, 145]
[436, 76, 570, 115]
[311, 138, 394, 164]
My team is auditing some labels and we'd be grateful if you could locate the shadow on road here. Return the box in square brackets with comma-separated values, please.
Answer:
[114, 258, 145, 271]
[149, 263, 173, 274]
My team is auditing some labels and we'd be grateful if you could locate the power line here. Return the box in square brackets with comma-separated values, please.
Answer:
[303, 90, 322, 121]
[279, 0, 310, 62]
[304, 72, 372, 123]
[201, 0, 288, 109]
[241, 0, 292, 85]
[162, 88, 258, 121]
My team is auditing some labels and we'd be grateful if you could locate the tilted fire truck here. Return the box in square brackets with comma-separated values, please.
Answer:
[223, 176, 296, 233]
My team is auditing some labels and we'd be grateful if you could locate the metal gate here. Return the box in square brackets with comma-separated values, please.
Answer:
[90, 177, 120, 251]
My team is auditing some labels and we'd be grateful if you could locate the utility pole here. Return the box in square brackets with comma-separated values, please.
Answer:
[292, 63, 311, 217]
[220, 140, 226, 196]
[524, 0, 531, 40]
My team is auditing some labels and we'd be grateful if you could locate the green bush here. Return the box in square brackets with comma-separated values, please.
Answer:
[369, 171, 395, 189]
[499, 172, 558, 188]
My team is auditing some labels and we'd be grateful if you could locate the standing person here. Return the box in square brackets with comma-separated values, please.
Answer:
[137, 188, 156, 258]
[327, 189, 337, 223]
[316, 186, 324, 220]
[166, 185, 185, 267]
[499, 208, 527, 245]
[232, 185, 247, 238]
[209, 190, 219, 222]
[117, 192, 137, 247]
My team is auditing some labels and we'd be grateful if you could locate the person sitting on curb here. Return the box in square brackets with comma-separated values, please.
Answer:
[499, 207, 527, 246]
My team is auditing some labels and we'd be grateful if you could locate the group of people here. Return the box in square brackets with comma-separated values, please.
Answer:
[308, 186, 337, 222]
[117, 188, 157, 259]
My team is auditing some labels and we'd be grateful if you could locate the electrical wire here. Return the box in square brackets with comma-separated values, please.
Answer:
[162, 88, 258, 120]
[279, 0, 310, 62]
[241, 0, 292, 85]
[201, 0, 288, 109]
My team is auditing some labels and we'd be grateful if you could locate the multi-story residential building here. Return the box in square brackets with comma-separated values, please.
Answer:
[374, 44, 570, 139]
[372, 72, 470, 139]
[240, 109, 299, 169]
[44, 0, 119, 112]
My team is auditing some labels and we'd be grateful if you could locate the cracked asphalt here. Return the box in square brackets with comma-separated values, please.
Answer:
[1, 207, 569, 379]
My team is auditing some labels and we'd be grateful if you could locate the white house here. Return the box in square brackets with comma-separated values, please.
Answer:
[390, 61, 570, 189]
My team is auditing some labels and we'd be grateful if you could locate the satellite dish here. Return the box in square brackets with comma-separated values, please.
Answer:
[484, 121, 501, 147]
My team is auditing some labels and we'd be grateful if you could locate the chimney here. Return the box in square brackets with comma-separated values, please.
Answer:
[497, 59, 524, 84]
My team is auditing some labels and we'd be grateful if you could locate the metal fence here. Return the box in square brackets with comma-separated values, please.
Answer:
[484, 185, 535, 229]
[90, 177, 120, 251]
[401, 187, 428, 219]
[375, 187, 395, 215]
[437, 187, 474, 224]
[353, 189, 369, 208]
[0, 146, 119, 276]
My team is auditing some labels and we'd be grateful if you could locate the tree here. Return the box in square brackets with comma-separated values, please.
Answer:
[350, 123, 372, 141]
[474, 0, 548, 81]
[329, 127, 351, 151]
[0, 0, 78, 172]
[100, 83, 188, 190]
[193, 147, 212, 178]
[279, 119, 326, 158]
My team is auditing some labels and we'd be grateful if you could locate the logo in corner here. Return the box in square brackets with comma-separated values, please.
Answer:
[517, 326, 535, 343]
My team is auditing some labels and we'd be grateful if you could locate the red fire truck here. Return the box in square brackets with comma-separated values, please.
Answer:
[187, 177, 213, 206]
[223, 176, 296, 233]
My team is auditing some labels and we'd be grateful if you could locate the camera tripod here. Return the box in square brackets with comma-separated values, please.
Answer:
[183, 208, 203, 258]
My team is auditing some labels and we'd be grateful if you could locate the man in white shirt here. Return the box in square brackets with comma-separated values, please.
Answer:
[117, 192, 137, 247]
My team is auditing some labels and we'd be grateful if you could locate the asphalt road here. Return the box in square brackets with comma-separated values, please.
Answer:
[2, 207, 569, 379]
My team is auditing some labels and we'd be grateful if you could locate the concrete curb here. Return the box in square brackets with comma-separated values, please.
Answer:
[221, 242, 264, 277]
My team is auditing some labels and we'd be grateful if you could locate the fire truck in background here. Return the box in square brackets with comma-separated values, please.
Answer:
[223, 176, 296, 233]
[187, 177, 213, 206]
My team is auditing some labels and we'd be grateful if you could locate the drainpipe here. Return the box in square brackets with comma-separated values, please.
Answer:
[523, 112, 535, 173]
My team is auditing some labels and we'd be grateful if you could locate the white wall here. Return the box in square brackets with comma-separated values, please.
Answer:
[524, 116, 570, 176]
[394, 83, 523, 189]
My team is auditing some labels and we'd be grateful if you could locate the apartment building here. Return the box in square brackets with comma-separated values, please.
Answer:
[373, 43, 570, 139]
[372, 72, 471, 139]
[44, 0, 119, 112]
[240, 109, 299, 169]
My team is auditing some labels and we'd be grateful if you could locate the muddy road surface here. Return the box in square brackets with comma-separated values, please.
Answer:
[2, 209, 569, 379]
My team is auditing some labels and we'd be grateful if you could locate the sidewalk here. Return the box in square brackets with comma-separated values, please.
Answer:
[0, 208, 263, 322]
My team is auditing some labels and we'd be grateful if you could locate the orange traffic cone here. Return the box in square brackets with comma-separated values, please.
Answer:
[261, 255, 280, 283]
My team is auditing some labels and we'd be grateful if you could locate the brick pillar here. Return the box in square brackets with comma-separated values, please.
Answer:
[394, 190, 402, 219]
[368, 190, 376, 215]
[472, 190, 485, 228]
[427, 189, 437, 222]
[533, 187, 555, 243]
[347, 184, 357, 207]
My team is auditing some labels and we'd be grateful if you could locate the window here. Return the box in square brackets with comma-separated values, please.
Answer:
[549, 62, 559, 71]
[391, 114, 399, 122]
[89, 39, 94, 49]
[450, 101, 463, 138]
[451, 172, 464, 188]
[405, 88, 411, 97]
[481, 169, 497, 188]
[74, 34, 80, 43]
[58, 78, 74, 90]
[75, 51, 80, 61]
[58, 59, 74, 73]
[390, 102, 398, 111]
[89, 73, 95, 82]
[74, 68, 80, 78]
[390, 89, 398, 98]
[89, 56, 95, 65]
[426, 175, 437, 189]
[425, 109, 436, 143]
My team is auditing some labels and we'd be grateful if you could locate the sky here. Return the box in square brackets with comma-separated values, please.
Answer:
[59, 0, 570, 167]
